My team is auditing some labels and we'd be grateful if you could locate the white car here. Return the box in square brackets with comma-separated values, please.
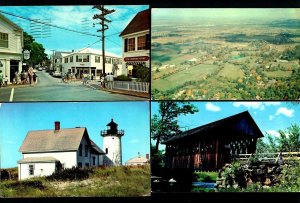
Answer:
[52, 71, 61, 77]
[38, 67, 43, 71]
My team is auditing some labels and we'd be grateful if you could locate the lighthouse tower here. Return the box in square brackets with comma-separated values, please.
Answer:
[101, 119, 124, 166]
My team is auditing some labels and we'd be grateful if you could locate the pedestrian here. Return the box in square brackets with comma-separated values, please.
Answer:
[61, 72, 65, 83]
[91, 73, 94, 80]
[105, 73, 110, 89]
[21, 71, 25, 84]
[0, 70, 3, 88]
[100, 75, 104, 88]
[33, 72, 37, 86]
[28, 66, 34, 86]
[4, 75, 8, 86]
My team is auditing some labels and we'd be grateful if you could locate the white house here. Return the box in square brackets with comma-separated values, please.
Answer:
[61, 48, 123, 80]
[18, 121, 105, 180]
[0, 13, 23, 84]
[125, 153, 149, 166]
[120, 9, 150, 78]
[52, 51, 71, 72]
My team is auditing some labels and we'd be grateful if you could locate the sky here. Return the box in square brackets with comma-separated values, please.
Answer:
[152, 8, 300, 25]
[0, 5, 149, 57]
[0, 102, 150, 168]
[151, 101, 300, 148]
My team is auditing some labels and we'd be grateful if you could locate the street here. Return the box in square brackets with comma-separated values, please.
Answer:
[0, 71, 145, 102]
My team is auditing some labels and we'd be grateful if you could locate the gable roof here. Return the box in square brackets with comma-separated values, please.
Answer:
[163, 111, 264, 144]
[119, 9, 150, 37]
[0, 13, 23, 31]
[19, 127, 102, 153]
[126, 156, 149, 164]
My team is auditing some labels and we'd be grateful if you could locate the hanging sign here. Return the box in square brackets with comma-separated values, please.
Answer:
[23, 50, 30, 60]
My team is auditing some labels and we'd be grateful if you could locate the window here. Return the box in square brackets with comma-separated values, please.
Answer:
[78, 162, 82, 168]
[64, 58, 68, 63]
[128, 38, 135, 51]
[60, 58, 62, 63]
[85, 163, 90, 167]
[70, 56, 73, 62]
[83, 55, 89, 62]
[93, 157, 96, 165]
[85, 144, 88, 157]
[105, 148, 108, 154]
[79, 144, 82, 156]
[95, 56, 100, 63]
[76, 55, 82, 62]
[145, 34, 150, 50]
[105, 57, 111, 64]
[138, 35, 146, 50]
[0, 32, 8, 48]
[29, 164, 34, 175]
[96, 69, 102, 76]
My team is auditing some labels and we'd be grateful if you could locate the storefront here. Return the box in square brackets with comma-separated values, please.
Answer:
[124, 56, 149, 78]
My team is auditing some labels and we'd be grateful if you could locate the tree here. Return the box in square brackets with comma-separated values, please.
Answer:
[151, 101, 199, 152]
[135, 64, 150, 82]
[23, 32, 49, 67]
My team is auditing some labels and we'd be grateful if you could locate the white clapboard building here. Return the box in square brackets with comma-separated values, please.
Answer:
[18, 121, 105, 180]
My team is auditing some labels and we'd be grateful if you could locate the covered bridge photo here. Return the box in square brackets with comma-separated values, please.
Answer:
[163, 111, 264, 171]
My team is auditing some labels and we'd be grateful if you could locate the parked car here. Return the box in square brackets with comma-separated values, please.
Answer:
[38, 67, 43, 71]
[52, 71, 61, 77]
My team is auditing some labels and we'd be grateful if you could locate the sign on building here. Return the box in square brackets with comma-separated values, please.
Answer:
[23, 50, 30, 60]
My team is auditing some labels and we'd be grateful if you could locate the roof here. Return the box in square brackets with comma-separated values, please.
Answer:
[126, 156, 149, 164]
[107, 119, 117, 127]
[65, 48, 121, 58]
[0, 13, 23, 31]
[90, 140, 105, 154]
[163, 111, 264, 144]
[19, 127, 102, 153]
[120, 9, 150, 36]
[18, 156, 59, 164]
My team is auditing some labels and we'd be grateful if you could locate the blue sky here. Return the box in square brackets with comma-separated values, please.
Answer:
[151, 102, 300, 148]
[0, 5, 149, 57]
[0, 102, 150, 168]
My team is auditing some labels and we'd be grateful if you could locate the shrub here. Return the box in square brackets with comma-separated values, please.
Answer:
[46, 167, 93, 181]
[193, 172, 218, 182]
[114, 75, 132, 81]
[4, 179, 46, 190]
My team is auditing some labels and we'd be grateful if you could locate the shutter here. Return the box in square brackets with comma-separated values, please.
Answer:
[124, 39, 128, 52]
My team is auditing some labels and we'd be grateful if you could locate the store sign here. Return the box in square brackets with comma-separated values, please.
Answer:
[124, 56, 149, 62]
[23, 50, 30, 60]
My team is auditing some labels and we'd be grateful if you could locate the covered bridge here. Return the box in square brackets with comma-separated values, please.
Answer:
[163, 111, 264, 171]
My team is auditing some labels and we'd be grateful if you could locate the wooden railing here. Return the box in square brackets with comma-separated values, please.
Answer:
[233, 152, 300, 164]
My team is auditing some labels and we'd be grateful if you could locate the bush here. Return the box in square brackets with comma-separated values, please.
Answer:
[193, 172, 218, 182]
[46, 167, 93, 181]
[4, 179, 46, 190]
[114, 75, 132, 81]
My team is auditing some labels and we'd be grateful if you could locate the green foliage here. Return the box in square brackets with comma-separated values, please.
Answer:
[46, 167, 93, 181]
[135, 65, 150, 82]
[114, 75, 132, 81]
[222, 161, 247, 188]
[193, 172, 218, 182]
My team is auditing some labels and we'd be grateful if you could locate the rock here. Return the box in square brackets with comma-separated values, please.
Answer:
[264, 178, 271, 186]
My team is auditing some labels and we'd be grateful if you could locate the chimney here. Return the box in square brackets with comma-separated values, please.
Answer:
[146, 154, 149, 160]
[55, 121, 60, 131]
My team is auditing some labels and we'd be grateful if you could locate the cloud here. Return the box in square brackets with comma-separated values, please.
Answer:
[233, 102, 263, 109]
[265, 102, 281, 106]
[260, 105, 265, 111]
[266, 130, 280, 138]
[275, 107, 294, 117]
[205, 102, 221, 112]
[269, 115, 274, 120]
[129, 139, 139, 144]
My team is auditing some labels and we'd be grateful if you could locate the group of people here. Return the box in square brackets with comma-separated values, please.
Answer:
[61, 72, 76, 83]
[0, 66, 37, 87]
[81, 73, 93, 85]
[100, 73, 114, 89]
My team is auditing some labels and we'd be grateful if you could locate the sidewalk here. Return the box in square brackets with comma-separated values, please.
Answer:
[86, 80, 150, 99]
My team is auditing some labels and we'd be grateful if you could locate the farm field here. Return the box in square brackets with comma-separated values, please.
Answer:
[151, 9, 300, 100]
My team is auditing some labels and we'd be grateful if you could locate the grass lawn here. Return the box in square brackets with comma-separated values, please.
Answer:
[217, 63, 244, 79]
[263, 70, 292, 78]
[0, 166, 150, 197]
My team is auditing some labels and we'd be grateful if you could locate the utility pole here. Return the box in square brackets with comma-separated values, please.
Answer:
[93, 5, 115, 77]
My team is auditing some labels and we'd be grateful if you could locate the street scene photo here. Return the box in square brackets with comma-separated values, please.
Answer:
[151, 101, 300, 192]
[0, 5, 150, 101]
[151, 9, 300, 100]
[0, 102, 150, 197]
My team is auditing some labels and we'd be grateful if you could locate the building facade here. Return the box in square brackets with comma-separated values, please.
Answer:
[0, 13, 23, 84]
[61, 48, 123, 80]
[125, 153, 150, 166]
[120, 9, 150, 79]
[18, 121, 105, 180]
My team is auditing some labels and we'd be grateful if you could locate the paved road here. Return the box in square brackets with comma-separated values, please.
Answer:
[0, 71, 145, 102]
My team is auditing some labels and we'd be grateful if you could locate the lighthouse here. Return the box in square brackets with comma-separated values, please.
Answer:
[101, 119, 124, 166]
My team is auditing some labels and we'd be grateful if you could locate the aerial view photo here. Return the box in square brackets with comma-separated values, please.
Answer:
[151, 9, 300, 100]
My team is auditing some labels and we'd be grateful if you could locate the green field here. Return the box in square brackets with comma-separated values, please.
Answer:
[217, 64, 244, 79]
[263, 70, 293, 78]
[152, 64, 219, 91]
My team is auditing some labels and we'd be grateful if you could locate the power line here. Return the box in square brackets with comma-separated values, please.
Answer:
[0, 10, 101, 38]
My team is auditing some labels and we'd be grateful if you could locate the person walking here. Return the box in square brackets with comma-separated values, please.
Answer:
[61, 72, 65, 83]
[4, 75, 8, 86]
[0, 70, 3, 88]
[28, 66, 34, 86]
[33, 72, 37, 86]
[105, 73, 110, 89]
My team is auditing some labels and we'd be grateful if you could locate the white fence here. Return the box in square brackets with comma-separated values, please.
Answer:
[112, 81, 150, 93]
